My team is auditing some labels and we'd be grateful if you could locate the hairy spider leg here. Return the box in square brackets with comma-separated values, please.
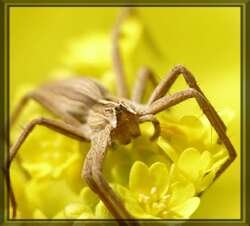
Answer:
[148, 64, 227, 132]
[113, 8, 160, 101]
[83, 126, 139, 225]
[145, 88, 237, 184]
[7, 117, 89, 218]
[112, 7, 132, 98]
[132, 66, 158, 103]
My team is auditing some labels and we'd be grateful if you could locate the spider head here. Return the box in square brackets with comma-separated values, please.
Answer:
[109, 101, 141, 145]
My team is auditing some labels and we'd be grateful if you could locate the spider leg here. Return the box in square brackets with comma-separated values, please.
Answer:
[7, 117, 90, 218]
[139, 114, 160, 140]
[10, 94, 30, 129]
[144, 88, 237, 181]
[83, 154, 124, 220]
[83, 126, 137, 224]
[132, 66, 158, 103]
[10, 90, 82, 131]
[148, 64, 226, 132]
[112, 7, 133, 98]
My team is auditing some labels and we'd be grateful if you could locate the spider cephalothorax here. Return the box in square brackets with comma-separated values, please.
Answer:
[86, 100, 141, 145]
[110, 102, 141, 144]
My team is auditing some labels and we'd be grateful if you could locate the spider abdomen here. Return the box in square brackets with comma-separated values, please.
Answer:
[29, 77, 113, 125]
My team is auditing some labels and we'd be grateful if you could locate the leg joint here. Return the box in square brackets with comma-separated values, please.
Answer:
[174, 64, 197, 82]
[28, 117, 46, 127]
[186, 88, 205, 100]
[174, 64, 186, 72]
[174, 64, 192, 76]
[231, 150, 237, 161]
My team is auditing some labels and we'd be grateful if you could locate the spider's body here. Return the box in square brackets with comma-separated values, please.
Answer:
[90, 100, 142, 145]
[8, 8, 237, 225]
[31, 77, 112, 126]
[29, 76, 144, 145]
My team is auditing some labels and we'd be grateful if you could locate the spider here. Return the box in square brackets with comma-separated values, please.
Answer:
[7, 7, 237, 223]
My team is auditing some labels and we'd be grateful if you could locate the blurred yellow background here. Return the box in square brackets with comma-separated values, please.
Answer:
[9, 7, 241, 219]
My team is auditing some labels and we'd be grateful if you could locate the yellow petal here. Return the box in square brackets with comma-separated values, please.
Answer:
[170, 197, 200, 218]
[78, 212, 95, 219]
[180, 115, 203, 129]
[177, 148, 201, 181]
[64, 203, 91, 219]
[157, 136, 178, 162]
[129, 161, 151, 195]
[168, 182, 195, 208]
[95, 201, 113, 219]
[180, 115, 209, 144]
[124, 194, 153, 219]
[80, 187, 99, 210]
[198, 170, 216, 192]
[111, 183, 128, 200]
[149, 162, 169, 196]
[160, 124, 189, 151]
[200, 151, 212, 173]
[211, 156, 228, 171]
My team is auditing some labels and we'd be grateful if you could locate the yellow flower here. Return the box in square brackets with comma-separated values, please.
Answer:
[122, 161, 200, 219]
[158, 110, 234, 159]
[24, 178, 78, 218]
[57, 186, 113, 219]
[156, 109, 234, 193]
[171, 148, 216, 193]
[157, 111, 233, 167]
[41, 161, 200, 220]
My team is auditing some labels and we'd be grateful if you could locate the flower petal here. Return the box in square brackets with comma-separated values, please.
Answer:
[157, 137, 178, 162]
[129, 161, 151, 195]
[180, 115, 203, 129]
[198, 170, 216, 192]
[200, 151, 212, 173]
[111, 183, 129, 201]
[80, 187, 99, 210]
[95, 201, 113, 219]
[124, 194, 154, 219]
[78, 212, 95, 219]
[149, 162, 169, 196]
[211, 156, 228, 171]
[168, 181, 195, 208]
[170, 197, 200, 218]
[64, 203, 91, 219]
[177, 148, 201, 181]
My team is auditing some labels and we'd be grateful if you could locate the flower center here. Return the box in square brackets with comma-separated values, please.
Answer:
[138, 186, 171, 217]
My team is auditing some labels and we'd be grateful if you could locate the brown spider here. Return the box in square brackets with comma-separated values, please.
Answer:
[7, 7, 236, 224]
